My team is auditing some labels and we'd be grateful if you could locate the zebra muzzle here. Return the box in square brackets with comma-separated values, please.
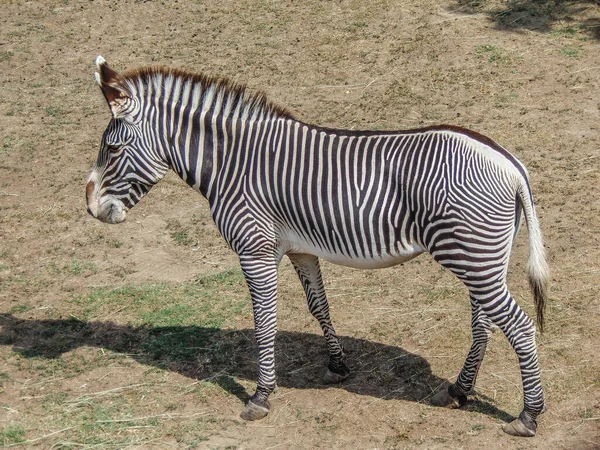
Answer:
[99, 199, 127, 224]
[86, 179, 127, 224]
[88, 195, 127, 224]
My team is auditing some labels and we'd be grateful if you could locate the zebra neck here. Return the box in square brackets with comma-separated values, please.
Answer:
[165, 112, 285, 201]
[161, 107, 233, 199]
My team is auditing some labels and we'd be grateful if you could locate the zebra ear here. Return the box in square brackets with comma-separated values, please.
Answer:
[94, 56, 131, 118]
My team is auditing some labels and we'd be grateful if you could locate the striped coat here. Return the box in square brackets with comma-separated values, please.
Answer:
[87, 57, 548, 437]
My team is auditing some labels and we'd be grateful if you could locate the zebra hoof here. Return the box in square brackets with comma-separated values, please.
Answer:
[323, 368, 348, 384]
[240, 399, 270, 421]
[503, 418, 536, 437]
[430, 386, 467, 409]
[323, 361, 350, 384]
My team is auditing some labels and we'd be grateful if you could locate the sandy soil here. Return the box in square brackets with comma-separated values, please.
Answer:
[1, 0, 599, 448]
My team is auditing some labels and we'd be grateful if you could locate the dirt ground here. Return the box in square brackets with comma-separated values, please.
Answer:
[1, 0, 599, 448]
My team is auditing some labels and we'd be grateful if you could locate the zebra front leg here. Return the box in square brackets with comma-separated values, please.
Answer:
[431, 297, 494, 408]
[239, 255, 279, 421]
[288, 253, 350, 384]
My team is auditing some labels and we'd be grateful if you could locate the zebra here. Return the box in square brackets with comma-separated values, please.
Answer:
[86, 56, 549, 437]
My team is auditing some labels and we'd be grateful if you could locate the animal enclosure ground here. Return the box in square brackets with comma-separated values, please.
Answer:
[1, 0, 599, 448]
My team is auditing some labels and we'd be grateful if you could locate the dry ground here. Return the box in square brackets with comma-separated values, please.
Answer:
[1, 0, 599, 448]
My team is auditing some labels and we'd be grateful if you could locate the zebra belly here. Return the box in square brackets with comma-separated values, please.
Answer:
[282, 231, 424, 269]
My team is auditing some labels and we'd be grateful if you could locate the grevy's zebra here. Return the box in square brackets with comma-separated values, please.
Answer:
[86, 57, 549, 437]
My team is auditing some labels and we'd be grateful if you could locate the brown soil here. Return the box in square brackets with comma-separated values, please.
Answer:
[1, 0, 599, 448]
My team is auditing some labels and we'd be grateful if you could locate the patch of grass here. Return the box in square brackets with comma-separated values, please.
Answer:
[71, 268, 249, 327]
[0, 135, 34, 156]
[171, 229, 193, 245]
[1, 424, 26, 446]
[144, 271, 249, 328]
[28, 393, 169, 448]
[142, 304, 214, 328]
[476, 43, 496, 55]
[1, 136, 18, 153]
[41, 391, 69, 411]
[47, 259, 98, 276]
[45, 106, 63, 117]
[551, 25, 579, 38]
[72, 284, 170, 320]
[9, 303, 33, 314]
[68, 260, 98, 275]
[0, 371, 10, 387]
[0, 50, 14, 62]
[71, 269, 250, 364]
[165, 218, 195, 246]
[194, 268, 246, 288]
[1, 273, 46, 295]
[560, 44, 581, 58]
[348, 20, 368, 32]
[419, 285, 463, 301]
[475, 44, 520, 65]
[84, 229, 123, 248]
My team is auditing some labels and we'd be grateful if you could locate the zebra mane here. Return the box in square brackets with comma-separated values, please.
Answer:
[118, 66, 294, 120]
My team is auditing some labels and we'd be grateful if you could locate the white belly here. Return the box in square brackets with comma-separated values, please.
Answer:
[282, 231, 424, 269]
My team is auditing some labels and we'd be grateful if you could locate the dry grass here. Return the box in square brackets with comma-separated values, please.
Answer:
[1, 0, 599, 448]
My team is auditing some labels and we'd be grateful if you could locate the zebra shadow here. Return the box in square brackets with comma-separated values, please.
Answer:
[0, 314, 513, 422]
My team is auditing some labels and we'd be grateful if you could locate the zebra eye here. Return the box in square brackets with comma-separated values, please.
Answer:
[105, 144, 120, 152]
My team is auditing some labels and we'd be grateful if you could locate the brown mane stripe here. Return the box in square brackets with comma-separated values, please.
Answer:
[119, 66, 295, 120]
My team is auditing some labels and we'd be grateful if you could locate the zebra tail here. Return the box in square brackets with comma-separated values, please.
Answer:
[517, 178, 549, 333]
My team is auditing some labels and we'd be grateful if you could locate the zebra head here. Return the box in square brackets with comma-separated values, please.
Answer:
[86, 56, 168, 224]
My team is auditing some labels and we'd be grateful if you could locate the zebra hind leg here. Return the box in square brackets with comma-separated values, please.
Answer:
[469, 281, 544, 436]
[431, 297, 493, 408]
[426, 201, 545, 436]
[288, 253, 350, 384]
[481, 286, 544, 437]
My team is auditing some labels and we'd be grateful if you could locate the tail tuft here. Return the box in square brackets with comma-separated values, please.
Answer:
[519, 180, 549, 333]
[529, 266, 548, 333]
